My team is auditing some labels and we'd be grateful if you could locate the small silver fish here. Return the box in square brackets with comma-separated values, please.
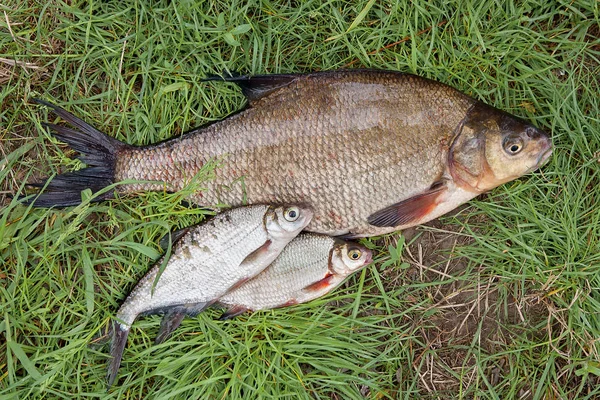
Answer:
[107, 204, 312, 387]
[217, 233, 373, 319]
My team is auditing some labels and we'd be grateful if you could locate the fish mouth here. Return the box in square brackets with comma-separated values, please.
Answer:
[525, 143, 552, 174]
[537, 144, 553, 166]
[364, 251, 373, 266]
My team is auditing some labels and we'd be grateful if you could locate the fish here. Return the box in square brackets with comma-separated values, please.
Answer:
[106, 204, 312, 387]
[216, 233, 373, 320]
[29, 69, 552, 237]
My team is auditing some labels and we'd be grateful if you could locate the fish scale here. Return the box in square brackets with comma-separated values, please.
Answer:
[106, 204, 312, 387]
[218, 233, 372, 317]
[116, 205, 271, 329]
[115, 71, 471, 236]
[30, 70, 552, 236]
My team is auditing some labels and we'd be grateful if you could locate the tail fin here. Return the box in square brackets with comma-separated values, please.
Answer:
[28, 99, 130, 207]
[107, 321, 130, 389]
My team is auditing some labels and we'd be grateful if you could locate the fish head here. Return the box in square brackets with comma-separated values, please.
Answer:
[449, 102, 552, 193]
[265, 204, 313, 240]
[330, 242, 373, 275]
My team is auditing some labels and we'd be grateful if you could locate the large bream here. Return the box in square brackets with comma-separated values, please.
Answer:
[31, 70, 552, 237]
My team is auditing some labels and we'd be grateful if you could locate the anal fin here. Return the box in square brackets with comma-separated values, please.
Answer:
[367, 182, 447, 228]
[155, 311, 186, 345]
[219, 305, 249, 321]
[154, 302, 211, 344]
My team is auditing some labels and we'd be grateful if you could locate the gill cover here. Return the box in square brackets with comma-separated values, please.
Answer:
[449, 101, 551, 193]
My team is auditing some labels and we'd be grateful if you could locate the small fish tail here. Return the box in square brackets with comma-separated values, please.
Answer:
[27, 99, 130, 207]
[107, 321, 130, 389]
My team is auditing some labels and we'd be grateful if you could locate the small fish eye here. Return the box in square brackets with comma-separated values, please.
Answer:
[348, 248, 362, 260]
[283, 206, 300, 222]
[504, 137, 524, 155]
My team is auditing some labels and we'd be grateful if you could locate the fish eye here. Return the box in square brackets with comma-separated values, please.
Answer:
[283, 206, 300, 222]
[503, 137, 524, 155]
[348, 248, 362, 260]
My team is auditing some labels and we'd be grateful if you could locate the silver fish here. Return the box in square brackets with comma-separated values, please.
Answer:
[107, 204, 312, 387]
[217, 233, 373, 319]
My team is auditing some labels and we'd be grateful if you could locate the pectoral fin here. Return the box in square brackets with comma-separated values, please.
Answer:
[302, 273, 335, 292]
[274, 299, 299, 309]
[238, 239, 272, 269]
[367, 182, 447, 228]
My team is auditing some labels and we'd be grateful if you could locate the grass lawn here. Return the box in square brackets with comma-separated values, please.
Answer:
[1, 0, 599, 398]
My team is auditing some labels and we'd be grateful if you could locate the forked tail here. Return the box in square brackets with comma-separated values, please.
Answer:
[27, 99, 130, 207]
[107, 321, 130, 389]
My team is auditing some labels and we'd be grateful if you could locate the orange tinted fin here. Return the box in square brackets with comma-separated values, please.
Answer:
[367, 182, 447, 227]
[303, 273, 335, 292]
[274, 299, 299, 309]
[219, 305, 249, 321]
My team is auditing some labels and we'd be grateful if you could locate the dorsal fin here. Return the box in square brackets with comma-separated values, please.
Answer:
[158, 227, 192, 251]
[203, 73, 301, 103]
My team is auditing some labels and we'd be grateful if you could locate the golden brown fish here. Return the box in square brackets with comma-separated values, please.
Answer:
[30, 69, 552, 237]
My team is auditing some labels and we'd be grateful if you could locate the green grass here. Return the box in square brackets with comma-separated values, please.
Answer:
[1, 0, 599, 398]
